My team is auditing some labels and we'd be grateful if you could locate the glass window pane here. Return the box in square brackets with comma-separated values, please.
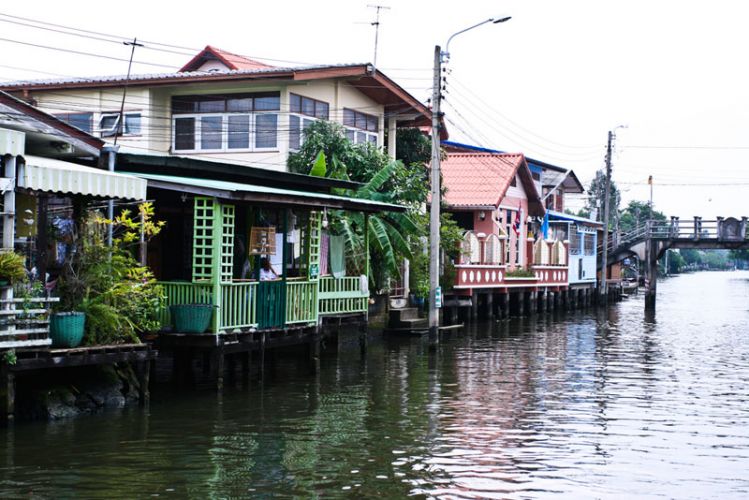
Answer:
[65, 113, 93, 133]
[200, 116, 223, 149]
[290, 94, 302, 113]
[227, 97, 252, 113]
[289, 115, 300, 150]
[125, 114, 141, 135]
[356, 131, 367, 144]
[343, 109, 355, 127]
[99, 114, 119, 136]
[315, 102, 329, 119]
[367, 115, 378, 132]
[301, 97, 315, 116]
[255, 95, 280, 111]
[172, 98, 197, 114]
[367, 133, 377, 144]
[174, 117, 195, 150]
[227, 115, 250, 149]
[355, 112, 368, 130]
[255, 113, 278, 149]
[345, 128, 355, 142]
[199, 100, 225, 113]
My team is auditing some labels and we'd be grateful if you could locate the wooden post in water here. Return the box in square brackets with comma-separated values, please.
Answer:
[136, 359, 151, 406]
[645, 239, 658, 312]
[471, 291, 479, 320]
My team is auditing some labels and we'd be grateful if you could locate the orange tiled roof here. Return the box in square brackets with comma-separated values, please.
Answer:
[441, 152, 545, 215]
[179, 45, 274, 72]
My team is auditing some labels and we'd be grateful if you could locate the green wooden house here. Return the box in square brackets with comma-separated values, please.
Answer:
[120, 153, 404, 334]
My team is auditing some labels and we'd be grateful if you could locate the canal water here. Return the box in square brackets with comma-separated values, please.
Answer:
[2, 271, 749, 498]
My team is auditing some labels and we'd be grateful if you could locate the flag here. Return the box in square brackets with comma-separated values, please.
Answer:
[513, 205, 521, 235]
[541, 212, 549, 240]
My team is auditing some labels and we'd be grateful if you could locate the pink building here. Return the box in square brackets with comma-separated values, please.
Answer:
[440, 152, 569, 312]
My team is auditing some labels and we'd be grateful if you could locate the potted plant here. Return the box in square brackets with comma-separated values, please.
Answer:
[52, 205, 165, 347]
[0, 251, 27, 287]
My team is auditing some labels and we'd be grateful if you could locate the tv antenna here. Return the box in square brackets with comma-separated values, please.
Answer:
[367, 4, 390, 73]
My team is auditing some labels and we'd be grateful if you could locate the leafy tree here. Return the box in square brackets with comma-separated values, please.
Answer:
[680, 248, 703, 265]
[619, 200, 667, 233]
[585, 169, 620, 227]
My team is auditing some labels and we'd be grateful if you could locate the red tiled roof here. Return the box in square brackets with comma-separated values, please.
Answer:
[440, 152, 545, 215]
[179, 45, 275, 72]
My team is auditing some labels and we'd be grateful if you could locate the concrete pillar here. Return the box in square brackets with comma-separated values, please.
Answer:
[387, 117, 397, 158]
[516, 292, 524, 317]
[501, 293, 510, 319]
[539, 291, 547, 314]
[485, 292, 494, 319]
[211, 348, 225, 392]
[0, 364, 15, 424]
[471, 291, 479, 320]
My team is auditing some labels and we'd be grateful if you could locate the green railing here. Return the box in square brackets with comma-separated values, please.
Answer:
[318, 276, 368, 315]
[159, 277, 363, 333]
[220, 281, 258, 330]
[286, 280, 318, 324]
[159, 281, 214, 328]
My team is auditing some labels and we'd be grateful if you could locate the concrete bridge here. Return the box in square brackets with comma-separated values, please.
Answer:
[602, 216, 749, 310]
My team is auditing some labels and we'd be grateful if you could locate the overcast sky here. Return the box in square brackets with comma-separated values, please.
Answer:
[1, 0, 747, 219]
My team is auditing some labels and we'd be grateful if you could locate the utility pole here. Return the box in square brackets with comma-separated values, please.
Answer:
[428, 44, 442, 342]
[599, 130, 614, 303]
[109, 37, 143, 247]
[367, 4, 390, 73]
[114, 38, 143, 146]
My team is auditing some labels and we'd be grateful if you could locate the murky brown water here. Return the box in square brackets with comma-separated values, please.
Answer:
[1, 271, 748, 498]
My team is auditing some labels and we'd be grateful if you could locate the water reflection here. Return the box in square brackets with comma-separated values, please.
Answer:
[1, 272, 748, 498]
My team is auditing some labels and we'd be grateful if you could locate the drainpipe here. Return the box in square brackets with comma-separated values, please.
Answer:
[102, 145, 119, 246]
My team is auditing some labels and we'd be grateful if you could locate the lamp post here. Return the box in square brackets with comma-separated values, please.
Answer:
[429, 16, 511, 341]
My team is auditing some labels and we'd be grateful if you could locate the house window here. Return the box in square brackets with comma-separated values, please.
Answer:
[570, 229, 582, 255]
[99, 112, 141, 137]
[584, 232, 596, 256]
[55, 112, 93, 134]
[510, 175, 517, 187]
[289, 93, 329, 151]
[171, 93, 280, 152]
[343, 108, 378, 144]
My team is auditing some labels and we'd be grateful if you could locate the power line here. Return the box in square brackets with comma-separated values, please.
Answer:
[624, 145, 749, 151]
[0, 36, 178, 70]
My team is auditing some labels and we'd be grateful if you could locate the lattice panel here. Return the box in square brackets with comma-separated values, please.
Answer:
[306, 211, 322, 280]
[221, 204, 235, 283]
[192, 197, 216, 282]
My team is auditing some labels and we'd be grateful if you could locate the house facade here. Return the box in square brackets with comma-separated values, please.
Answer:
[440, 152, 569, 307]
[3, 46, 432, 171]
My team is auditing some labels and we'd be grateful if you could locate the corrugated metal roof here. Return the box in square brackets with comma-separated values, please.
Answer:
[19, 155, 146, 200]
[1, 63, 368, 89]
[130, 172, 405, 213]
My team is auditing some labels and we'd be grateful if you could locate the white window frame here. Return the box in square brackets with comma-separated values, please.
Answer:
[172, 111, 278, 153]
[288, 114, 320, 152]
[100, 112, 141, 137]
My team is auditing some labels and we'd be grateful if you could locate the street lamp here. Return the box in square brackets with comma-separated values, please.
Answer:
[428, 16, 511, 341]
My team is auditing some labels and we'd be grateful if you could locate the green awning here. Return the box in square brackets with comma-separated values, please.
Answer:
[129, 172, 406, 213]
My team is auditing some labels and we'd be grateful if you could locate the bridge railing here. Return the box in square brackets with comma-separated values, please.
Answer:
[604, 216, 748, 255]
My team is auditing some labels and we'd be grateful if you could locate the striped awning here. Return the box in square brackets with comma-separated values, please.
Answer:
[18, 155, 146, 200]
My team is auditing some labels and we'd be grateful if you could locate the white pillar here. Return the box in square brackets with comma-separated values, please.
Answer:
[387, 117, 397, 159]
